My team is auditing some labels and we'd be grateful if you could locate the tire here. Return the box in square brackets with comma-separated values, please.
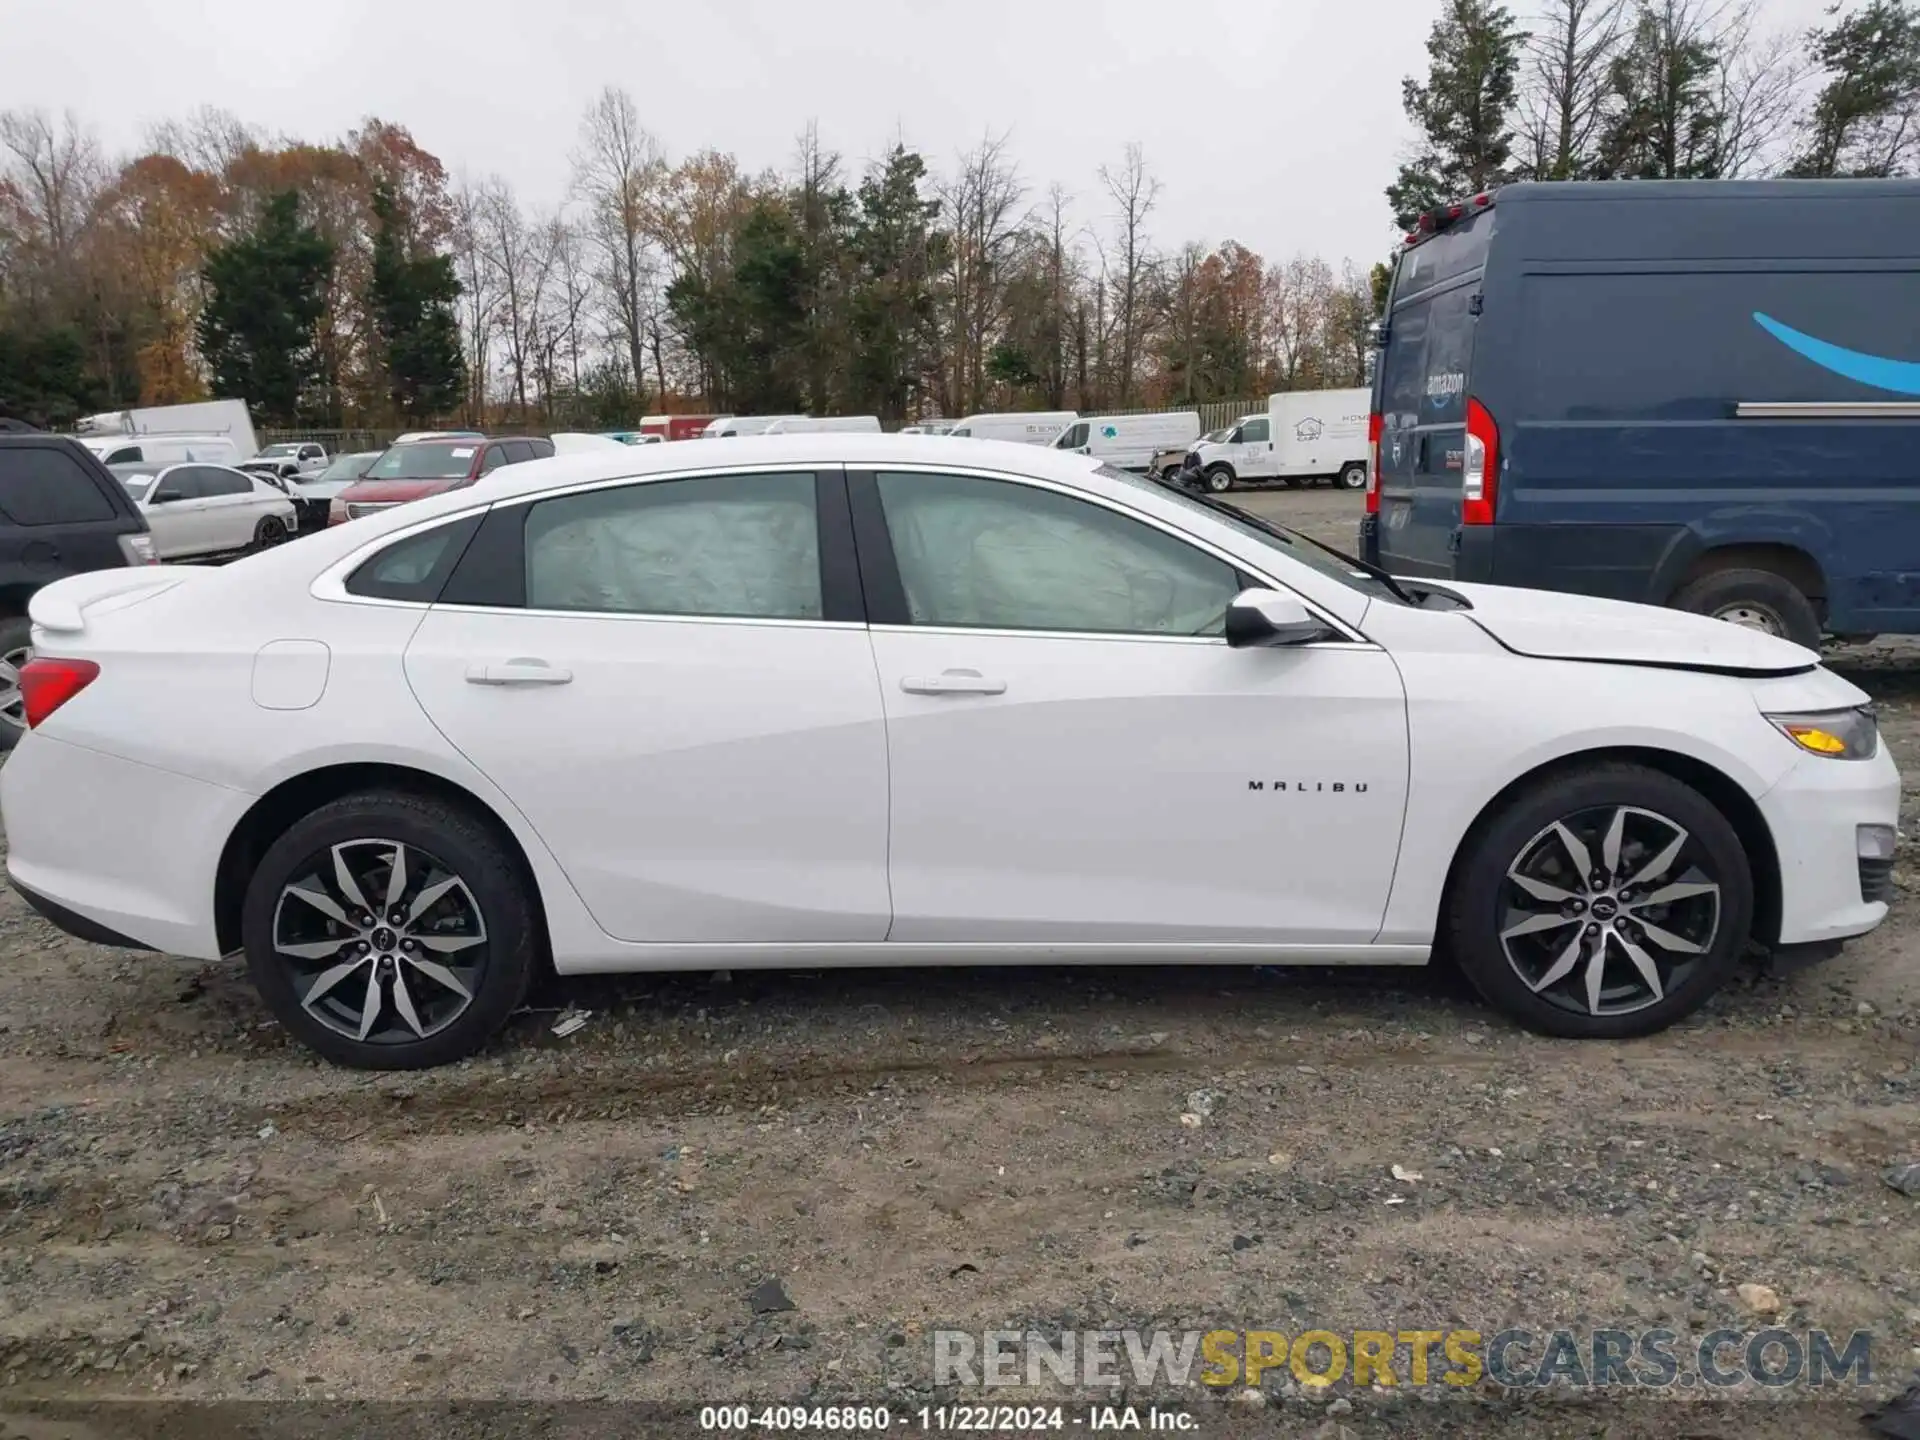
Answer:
[1670, 567, 1820, 650]
[253, 515, 289, 551]
[1204, 466, 1235, 494]
[0, 613, 31, 753]
[1338, 463, 1368, 490]
[1445, 762, 1753, 1040]
[240, 789, 539, 1069]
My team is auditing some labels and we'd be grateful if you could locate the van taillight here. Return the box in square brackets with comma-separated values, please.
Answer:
[1461, 397, 1499, 526]
[1365, 413, 1383, 515]
[20, 658, 99, 729]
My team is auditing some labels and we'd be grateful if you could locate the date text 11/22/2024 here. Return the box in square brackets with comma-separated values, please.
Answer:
[699, 1404, 1198, 1431]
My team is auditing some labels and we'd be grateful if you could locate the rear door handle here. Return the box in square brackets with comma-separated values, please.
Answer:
[465, 658, 573, 686]
[900, 669, 1007, 696]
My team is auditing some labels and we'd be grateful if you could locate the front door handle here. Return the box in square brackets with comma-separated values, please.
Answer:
[900, 669, 1007, 696]
[465, 658, 573, 686]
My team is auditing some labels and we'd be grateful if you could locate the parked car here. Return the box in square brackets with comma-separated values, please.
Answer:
[1, 435, 1895, 1068]
[113, 462, 297, 560]
[0, 433, 157, 750]
[1184, 390, 1371, 493]
[249, 441, 329, 479]
[949, 411, 1077, 445]
[597, 431, 664, 446]
[328, 437, 555, 524]
[1359, 178, 1920, 649]
[1152, 428, 1230, 481]
[1052, 412, 1202, 471]
[275, 451, 380, 532]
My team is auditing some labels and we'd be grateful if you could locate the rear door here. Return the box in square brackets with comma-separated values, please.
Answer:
[1374, 221, 1491, 577]
[0, 440, 131, 581]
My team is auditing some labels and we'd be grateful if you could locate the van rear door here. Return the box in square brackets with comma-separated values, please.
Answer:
[1372, 218, 1491, 578]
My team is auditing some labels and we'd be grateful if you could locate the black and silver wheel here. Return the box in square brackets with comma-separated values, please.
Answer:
[253, 515, 289, 551]
[1671, 568, 1821, 650]
[1204, 466, 1235, 493]
[1338, 462, 1368, 490]
[1447, 763, 1751, 1038]
[0, 614, 32, 752]
[242, 790, 538, 1068]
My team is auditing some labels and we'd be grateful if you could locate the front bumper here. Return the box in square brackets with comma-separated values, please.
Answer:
[1756, 738, 1901, 946]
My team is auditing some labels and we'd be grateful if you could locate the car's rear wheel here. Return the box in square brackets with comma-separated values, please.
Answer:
[1671, 568, 1821, 650]
[0, 614, 32, 752]
[241, 790, 538, 1069]
[253, 515, 289, 551]
[1338, 463, 1368, 490]
[1445, 763, 1752, 1039]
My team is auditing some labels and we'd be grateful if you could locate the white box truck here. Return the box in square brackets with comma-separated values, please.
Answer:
[1181, 388, 1371, 492]
[1052, 412, 1200, 472]
[73, 399, 259, 468]
[950, 411, 1077, 445]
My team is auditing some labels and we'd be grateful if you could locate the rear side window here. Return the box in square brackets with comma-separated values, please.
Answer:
[0, 445, 119, 525]
[199, 467, 254, 497]
[345, 514, 483, 602]
[528, 438, 555, 458]
[1419, 285, 1476, 427]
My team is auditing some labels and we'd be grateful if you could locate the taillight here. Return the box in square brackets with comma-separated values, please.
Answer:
[1462, 397, 1500, 526]
[20, 657, 99, 730]
[1365, 413, 1383, 514]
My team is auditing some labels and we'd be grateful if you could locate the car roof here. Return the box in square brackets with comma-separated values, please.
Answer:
[466, 433, 1105, 506]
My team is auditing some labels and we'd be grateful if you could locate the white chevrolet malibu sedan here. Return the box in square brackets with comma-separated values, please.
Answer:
[0, 436, 1897, 1068]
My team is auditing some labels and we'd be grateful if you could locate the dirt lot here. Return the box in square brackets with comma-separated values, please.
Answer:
[1, 486, 1916, 1439]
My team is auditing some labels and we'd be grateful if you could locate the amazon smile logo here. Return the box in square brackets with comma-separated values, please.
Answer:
[1753, 312, 1920, 396]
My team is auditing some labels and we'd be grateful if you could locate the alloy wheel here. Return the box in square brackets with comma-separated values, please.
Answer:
[258, 517, 288, 548]
[0, 643, 31, 734]
[1497, 804, 1721, 1018]
[271, 838, 488, 1044]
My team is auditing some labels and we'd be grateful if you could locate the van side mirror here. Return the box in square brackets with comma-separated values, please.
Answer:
[1225, 588, 1331, 648]
[1369, 322, 1390, 348]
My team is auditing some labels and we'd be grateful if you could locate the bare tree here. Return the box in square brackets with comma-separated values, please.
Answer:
[570, 87, 663, 406]
[449, 177, 498, 422]
[0, 109, 102, 275]
[1518, 0, 1628, 178]
[1713, 7, 1811, 176]
[1267, 253, 1337, 388]
[1095, 144, 1161, 408]
[473, 178, 556, 417]
[538, 216, 595, 420]
[940, 132, 1026, 416]
[146, 106, 258, 179]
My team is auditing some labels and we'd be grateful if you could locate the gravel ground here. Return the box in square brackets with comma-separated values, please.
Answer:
[1, 486, 1916, 1439]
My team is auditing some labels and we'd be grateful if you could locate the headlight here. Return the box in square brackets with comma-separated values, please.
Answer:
[1765, 705, 1878, 759]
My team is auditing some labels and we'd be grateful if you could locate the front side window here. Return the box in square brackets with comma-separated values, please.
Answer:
[524, 471, 822, 620]
[104, 445, 142, 465]
[874, 471, 1240, 636]
[1240, 417, 1270, 444]
[1054, 422, 1089, 450]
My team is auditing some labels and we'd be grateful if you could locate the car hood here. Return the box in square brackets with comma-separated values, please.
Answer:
[1432, 581, 1819, 676]
[335, 478, 463, 504]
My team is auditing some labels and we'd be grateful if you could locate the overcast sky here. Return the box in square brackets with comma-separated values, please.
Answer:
[2, 0, 1834, 273]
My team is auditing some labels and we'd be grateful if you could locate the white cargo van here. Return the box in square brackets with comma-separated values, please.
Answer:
[1182, 388, 1370, 492]
[1052, 412, 1200, 472]
[950, 411, 1077, 445]
[701, 415, 809, 438]
[760, 415, 881, 434]
[74, 399, 258, 469]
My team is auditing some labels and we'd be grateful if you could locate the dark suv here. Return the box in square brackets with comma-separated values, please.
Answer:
[0, 430, 158, 748]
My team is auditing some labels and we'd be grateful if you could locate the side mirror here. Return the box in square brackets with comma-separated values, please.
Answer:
[1225, 588, 1330, 648]
[1369, 321, 1390, 347]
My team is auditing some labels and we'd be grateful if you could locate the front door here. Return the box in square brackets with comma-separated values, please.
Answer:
[1236, 416, 1276, 480]
[403, 468, 892, 944]
[856, 468, 1409, 946]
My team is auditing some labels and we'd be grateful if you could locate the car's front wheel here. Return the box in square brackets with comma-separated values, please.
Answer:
[1446, 763, 1752, 1039]
[1204, 466, 1235, 493]
[241, 790, 539, 1068]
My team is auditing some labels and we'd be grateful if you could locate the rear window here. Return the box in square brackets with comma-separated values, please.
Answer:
[1418, 285, 1477, 427]
[0, 445, 119, 525]
[1395, 211, 1494, 297]
[367, 442, 478, 480]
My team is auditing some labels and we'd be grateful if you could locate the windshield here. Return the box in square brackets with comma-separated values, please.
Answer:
[1096, 464, 1409, 602]
[318, 453, 376, 481]
[257, 443, 298, 459]
[1202, 429, 1229, 443]
[366, 442, 476, 480]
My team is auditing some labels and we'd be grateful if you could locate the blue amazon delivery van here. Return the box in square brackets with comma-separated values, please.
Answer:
[1357, 179, 1920, 648]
